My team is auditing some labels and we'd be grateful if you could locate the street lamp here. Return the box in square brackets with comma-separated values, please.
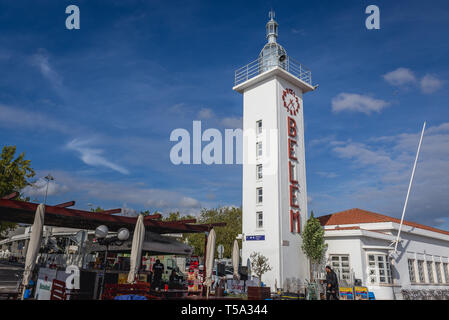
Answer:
[43, 174, 54, 205]
[95, 225, 130, 300]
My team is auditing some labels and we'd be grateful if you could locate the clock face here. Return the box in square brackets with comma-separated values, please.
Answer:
[282, 88, 300, 116]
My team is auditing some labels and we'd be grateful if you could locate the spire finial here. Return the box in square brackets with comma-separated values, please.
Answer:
[266, 10, 278, 43]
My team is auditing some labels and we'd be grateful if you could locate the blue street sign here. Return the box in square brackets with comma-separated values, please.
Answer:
[246, 235, 265, 241]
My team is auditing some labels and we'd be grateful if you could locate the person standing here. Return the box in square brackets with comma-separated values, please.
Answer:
[152, 259, 164, 290]
[325, 265, 339, 300]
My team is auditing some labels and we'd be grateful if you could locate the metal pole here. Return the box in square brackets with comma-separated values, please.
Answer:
[203, 231, 208, 297]
[394, 122, 426, 254]
[99, 243, 108, 300]
[44, 181, 49, 205]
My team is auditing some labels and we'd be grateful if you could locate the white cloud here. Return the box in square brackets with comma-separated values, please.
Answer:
[197, 108, 214, 119]
[331, 93, 390, 115]
[383, 68, 417, 86]
[420, 74, 443, 94]
[221, 117, 242, 129]
[66, 139, 129, 175]
[30, 49, 63, 89]
[0, 104, 68, 133]
[383, 68, 443, 94]
[332, 142, 399, 169]
[39, 170, 202, 213]
[322, 122, 449, 226]
[316, 171, 338, 179]
[23, 178, 69, 198]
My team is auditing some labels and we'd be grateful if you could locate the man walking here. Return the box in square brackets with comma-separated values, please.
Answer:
[325, 265, 339, 300]
[152, 259, 164, 290]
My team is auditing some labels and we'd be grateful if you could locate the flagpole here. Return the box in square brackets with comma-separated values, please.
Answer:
[394, 122, 426, 254]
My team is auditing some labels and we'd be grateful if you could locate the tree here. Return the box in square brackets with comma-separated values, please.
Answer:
[159, 207, 242, 257]
[0, 145, 36, 238]
[250, 252, 272, 287]
[183, 207, 242, 257]
[301, 211, 327, 281]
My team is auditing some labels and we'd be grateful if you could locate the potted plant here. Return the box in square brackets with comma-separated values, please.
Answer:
[247, 252, 272, 300]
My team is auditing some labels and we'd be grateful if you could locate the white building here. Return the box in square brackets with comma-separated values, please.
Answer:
[233, 11, 316, 290]
[319, 208, 449, 300]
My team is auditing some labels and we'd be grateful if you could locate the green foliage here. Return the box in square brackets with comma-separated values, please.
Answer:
[162, 211, 193, 222]
[0, 145, 36, 238]
[301, 211, 327, 280]
[90, 206, 105, 213]
[163, 207, 242, 258]
[250, 252, 272, 286]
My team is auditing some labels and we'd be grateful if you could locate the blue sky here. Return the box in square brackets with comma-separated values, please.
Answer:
[1, 0, 449, 229]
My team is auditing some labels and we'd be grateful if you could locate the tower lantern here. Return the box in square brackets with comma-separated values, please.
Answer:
[233, 11, 317, 290]
[266, 10, 278, 43]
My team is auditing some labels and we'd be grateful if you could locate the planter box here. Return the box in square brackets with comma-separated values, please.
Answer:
[247, 286, 271, 300]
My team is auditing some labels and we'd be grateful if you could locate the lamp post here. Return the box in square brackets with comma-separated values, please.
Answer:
[95, 225, 130, 300]
[43, 174, 54, 205]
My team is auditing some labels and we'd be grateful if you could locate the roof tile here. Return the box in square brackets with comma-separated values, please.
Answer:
[318, 208, 449, 237]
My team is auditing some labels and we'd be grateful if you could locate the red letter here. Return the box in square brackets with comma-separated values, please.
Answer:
[289, 161, 298, 185]
[287, 117, 297, 138]
[290, 185, 299, 208]
[288, 139, 297, 161]
[290, 210, 301, 233]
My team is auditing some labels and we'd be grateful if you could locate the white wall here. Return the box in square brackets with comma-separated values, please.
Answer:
[241, 73, 309, 290]
[323, 226, 449, 300]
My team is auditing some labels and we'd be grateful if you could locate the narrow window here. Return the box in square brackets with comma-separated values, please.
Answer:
[427, 261, 435, 283]
[256, 211, 263, 229]
[435, 262, 442, 284]
[256, 141, 263, 157]
[443, 263, 449, 283]
[256, 120, 262, 135]
[256, 187, 263, 204]
[256, 164, 263, 180]
[407, 259, 416, 283]
[417, 260, 425, 283]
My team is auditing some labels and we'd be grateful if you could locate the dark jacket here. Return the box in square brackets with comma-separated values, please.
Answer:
[153, 262, 164, 278]
[325, 270, 339, 291]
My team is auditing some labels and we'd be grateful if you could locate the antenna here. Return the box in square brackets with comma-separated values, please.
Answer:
[269, 9, 275, 20]
[393, 122, 426, 255]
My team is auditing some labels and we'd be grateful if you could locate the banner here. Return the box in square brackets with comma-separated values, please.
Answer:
[339, 287, 354, 300]
[354, 286, 369, 300]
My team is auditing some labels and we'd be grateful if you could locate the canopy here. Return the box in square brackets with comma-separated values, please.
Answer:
[22, 203, 45, 286]
[127, 214, 145, 283]
[232, 240, 240, 280]
[204, 229, 216, 296]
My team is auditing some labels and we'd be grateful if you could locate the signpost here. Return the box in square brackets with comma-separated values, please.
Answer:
[217, 244, 224, 259]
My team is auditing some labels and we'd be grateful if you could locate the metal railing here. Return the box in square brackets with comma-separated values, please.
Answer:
[234, 55, 312, 86]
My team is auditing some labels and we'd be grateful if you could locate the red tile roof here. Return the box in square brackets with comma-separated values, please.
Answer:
[318, 208, 449, 237]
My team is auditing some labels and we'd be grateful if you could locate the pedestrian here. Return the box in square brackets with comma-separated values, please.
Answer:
[324, 265, 339, 300]
[169, 269, 178, 289]
[152, 259, 164, 290]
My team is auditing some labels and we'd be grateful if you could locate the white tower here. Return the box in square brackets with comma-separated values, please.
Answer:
[233, 11, 316, 290]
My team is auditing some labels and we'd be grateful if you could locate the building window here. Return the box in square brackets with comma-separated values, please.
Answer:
[256, 141, 262, 157]
[367, 254, 392, 284]
[427, 261, 435, 283]
[256, 164, 263, 180]
[407, 259, 416, 283]
[443, 263, 449, 284]
[435, 262, 443, 284]
[256, 120, 262, 135]
[256, 211, 263, 229]
[256, 187, 263, 204]
[330, 255, 351, 281]
[417, 260, 425, 283]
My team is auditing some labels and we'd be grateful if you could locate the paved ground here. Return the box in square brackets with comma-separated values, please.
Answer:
[0, 262, 23, 291]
